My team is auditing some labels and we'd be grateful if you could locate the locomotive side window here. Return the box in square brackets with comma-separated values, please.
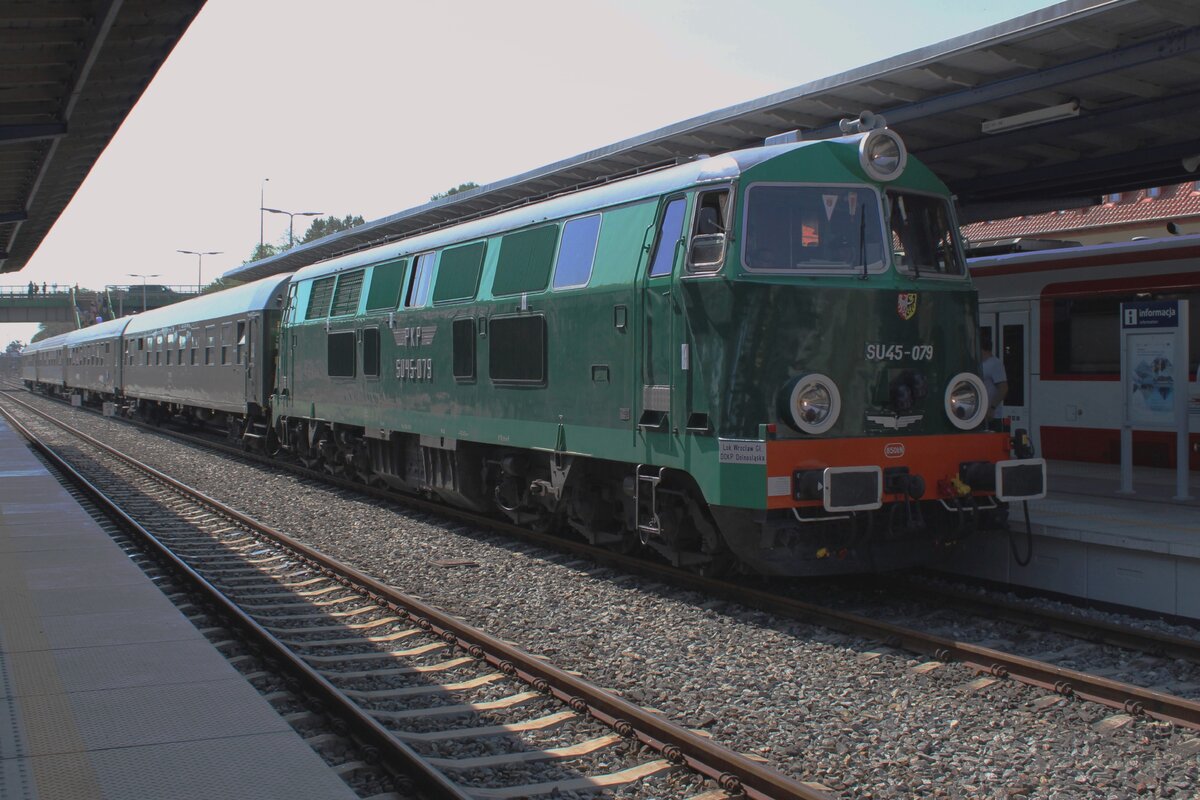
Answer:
[743, 185, 885, 273]
[330, 270, 365, 316]
[887, 191, 964, 277]
[489, 315, 545, 384]
[362, 328, 380, 377]
[306, 276, 335, 319]
[327, 331, 356, 378]
[433, 241, 486, 304]
[365, 258, 408, 311]
[452, 318, 475, 381]
[406, 252, 436, 307]
[650, 198, 686, 277]
[493, 225, 557, 296]
[552, 214, 601, 289]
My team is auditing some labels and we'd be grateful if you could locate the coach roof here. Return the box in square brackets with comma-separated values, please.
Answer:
[123, 274, 293, 337]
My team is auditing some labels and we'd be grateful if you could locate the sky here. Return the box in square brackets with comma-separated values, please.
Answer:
[4, 0, 1053, 345]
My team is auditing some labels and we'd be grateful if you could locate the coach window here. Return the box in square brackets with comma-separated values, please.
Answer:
[204, 325, 215, 365]
[220, 323, 232, 365]
[552, 214, 601, 289]
[236, 322, 247, 364]
[405, 252, 436, 307]
[650, 198, 686, 277]
[688, 188, 730, 272]
[362, 327, 380, 378]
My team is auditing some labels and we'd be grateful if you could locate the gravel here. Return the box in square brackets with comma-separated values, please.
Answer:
[35, 399, 1200, 798]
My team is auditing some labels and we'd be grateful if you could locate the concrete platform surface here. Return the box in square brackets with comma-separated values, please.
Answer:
[0, 417, 357, 800]
[942, 460, 1200, 619]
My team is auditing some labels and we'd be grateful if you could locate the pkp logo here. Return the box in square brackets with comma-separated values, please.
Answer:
[884, 442, 906, 459]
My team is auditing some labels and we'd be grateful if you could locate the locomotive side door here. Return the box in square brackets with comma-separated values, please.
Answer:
[279, 283, 298, 409]
[639, 194, 688, 433]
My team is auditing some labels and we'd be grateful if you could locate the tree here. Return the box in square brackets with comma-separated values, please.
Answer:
[6, 339, 23, 354]
[430, 182, 479, 201]
[299, 214, 365, 245]
[245, 242, 279, 264]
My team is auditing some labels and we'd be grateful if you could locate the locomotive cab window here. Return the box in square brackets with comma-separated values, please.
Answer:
[688, 188, 730, 272]
[650, 197, 686, 278]
[742, 184, 886, 273]
[887, 191, 964, 277]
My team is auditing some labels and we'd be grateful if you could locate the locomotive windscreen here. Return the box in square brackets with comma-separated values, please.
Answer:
[743, 185, 885, 272]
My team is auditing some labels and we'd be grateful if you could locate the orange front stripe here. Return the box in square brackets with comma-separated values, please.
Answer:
[766, 433, 1011, 508]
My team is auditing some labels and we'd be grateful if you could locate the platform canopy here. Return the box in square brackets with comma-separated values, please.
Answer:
[227, 0, 1200, 283]
[0, 0, 205, 273]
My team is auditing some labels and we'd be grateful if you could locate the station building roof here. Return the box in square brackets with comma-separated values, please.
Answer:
[227, 0, 1200, 283]
[0, 0, 205, 273]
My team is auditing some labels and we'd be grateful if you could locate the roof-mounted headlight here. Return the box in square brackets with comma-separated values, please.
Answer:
[859, 128, 907, 182]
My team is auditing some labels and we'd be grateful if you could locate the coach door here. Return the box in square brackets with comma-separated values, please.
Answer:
[982, 309, 1029, 429]
[639, 195, 687, 432]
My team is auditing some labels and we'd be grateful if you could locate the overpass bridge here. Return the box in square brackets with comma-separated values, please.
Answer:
[0, 284, 199, 327]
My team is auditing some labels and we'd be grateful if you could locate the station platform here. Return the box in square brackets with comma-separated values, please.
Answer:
[0, 418, 357, 800]
[941, 460, 1200, 620]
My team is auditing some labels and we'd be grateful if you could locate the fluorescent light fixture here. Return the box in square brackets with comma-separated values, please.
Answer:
[982, 100, 1080, 135]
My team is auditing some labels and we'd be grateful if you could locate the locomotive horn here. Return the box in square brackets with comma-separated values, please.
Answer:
[839, 110, 887, 135]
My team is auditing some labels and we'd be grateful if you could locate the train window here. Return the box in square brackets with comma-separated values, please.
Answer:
[221, 322, 232, 365]
[493, 225, 557, 296]
[452, 318, 475, 381]
[552, 214, 601, 289]
[306, 277, 335, 319]
[327, 331, 356, 378]
[331, 270, 364, 316]
[650, 198, 686, 277]
[406, 252, 436, 307]
[433, 242, 486, 304]
[687, 189, 729, 272]
[743, 185, 885, 273]
[236, 322, 247, 365]
[165, 349, 172, 366]
[887, 191, 964, 277]
[366, 258, 408, 311]
[190, 347, 197, 366]
[205, 325, 215, 365]
[489, 315, 545, 384]
[362, 328, 380, 377]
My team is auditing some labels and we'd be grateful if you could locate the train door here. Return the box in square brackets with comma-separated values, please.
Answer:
[245, 316, 256, 405]
[280, 283, 298, 409]
[981, 309, 1029, 429]
[639, 194, 688, 432]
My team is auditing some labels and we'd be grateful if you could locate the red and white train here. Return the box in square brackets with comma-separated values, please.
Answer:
[970, 234, 1199, 471]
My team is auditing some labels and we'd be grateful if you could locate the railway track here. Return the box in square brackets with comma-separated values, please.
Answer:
[0, 390, 829, 800]
[11, 388, 1200, 759]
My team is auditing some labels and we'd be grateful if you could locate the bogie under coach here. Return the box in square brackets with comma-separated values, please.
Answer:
[274, 119, 1045, 575]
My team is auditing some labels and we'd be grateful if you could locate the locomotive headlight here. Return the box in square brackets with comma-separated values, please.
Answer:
[944, 372, 988, 430]
[783, 373, 841, 434]
[859, 128, 907, 182]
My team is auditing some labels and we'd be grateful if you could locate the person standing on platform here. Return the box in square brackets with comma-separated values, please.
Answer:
[981, 332, 1008, 429]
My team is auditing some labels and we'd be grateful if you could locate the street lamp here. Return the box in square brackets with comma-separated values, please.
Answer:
[259, 177, 269, 251]
[177, 250, 222, 292]
[127, 273, 161, 313]
[261, 207, 323, 250]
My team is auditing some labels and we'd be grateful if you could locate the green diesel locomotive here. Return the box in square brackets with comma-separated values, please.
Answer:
[274, 119, 1045, 575]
